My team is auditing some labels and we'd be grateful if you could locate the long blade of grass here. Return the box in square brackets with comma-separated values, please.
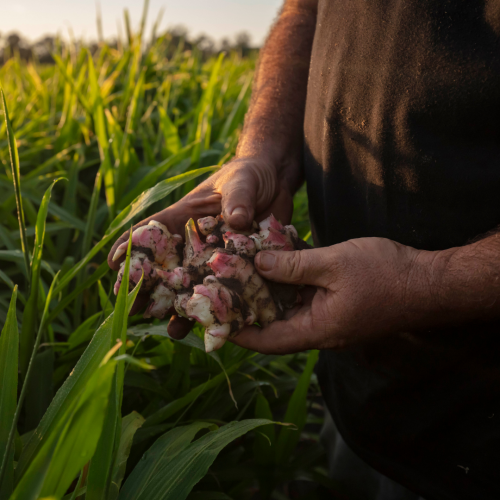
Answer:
[119, 422, 215, 500]
[12, 360, 116, 499]
[52, 54, 92, 116]
[118, 142, 197, 209]
[1, 90, 31, 285]
[15, 281, 143, 482]
[122, 420, 274, 500]
[0, 287, 19, 499]
[19, 178, 65, 377]
[87, 228, 136, 500]
[274, 350, 319, 464]
[4, 271, 59, 492]
[108, 412, 145, 500]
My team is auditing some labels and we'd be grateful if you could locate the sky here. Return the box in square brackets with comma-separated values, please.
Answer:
[3, 0, 283, 46]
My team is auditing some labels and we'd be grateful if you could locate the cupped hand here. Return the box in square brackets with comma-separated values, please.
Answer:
[229, 237, 422, 354]
[107, 156, 294, 338]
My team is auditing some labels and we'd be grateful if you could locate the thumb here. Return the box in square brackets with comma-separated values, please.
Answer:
[255, 249, 333, 288]
[220, 170, 258, 230]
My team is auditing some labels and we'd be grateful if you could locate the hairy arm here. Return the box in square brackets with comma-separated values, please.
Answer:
[407, 232, 500, 330]
[235, 0, 318, 193]
[228, 231, 500, 354]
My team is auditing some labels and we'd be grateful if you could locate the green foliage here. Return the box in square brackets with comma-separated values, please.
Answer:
[0, 4, 328, 499]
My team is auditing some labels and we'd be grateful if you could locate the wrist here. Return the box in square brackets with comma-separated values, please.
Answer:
[401, 246, 460, 331]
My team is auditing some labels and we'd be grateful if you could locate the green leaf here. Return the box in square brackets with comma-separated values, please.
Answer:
[87, 229, 138, 500]
[86, 374, 120, 500]
[143, 363, 241, 428]
[119, 422, 215, 500]
[253, 394, 275, 466]
[1, 90, 30, 283]
[106, 166, 219, 235]
[158, 106, 181, 155]
[19, 178, 64, 377]
[24, 349, 54, 432]
[0, 287, 18, 499]
[15, 282, 144, 482]
[218, 75, 252, 141]
[118, 142, 197, 209]
[274, 350, 319, 464]
[121, 419, 274, 500]
[66, 312, 101, 350]
[108, 412, 145, 500]
[11, 361, 117, 499]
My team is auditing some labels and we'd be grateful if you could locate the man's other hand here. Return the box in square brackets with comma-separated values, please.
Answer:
[229, 238, 422, 354]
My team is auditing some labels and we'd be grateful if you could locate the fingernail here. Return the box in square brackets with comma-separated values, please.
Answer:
[257, 251, 276, 271]
[229, 206, 248, 219]
[112, 247, 126, 261]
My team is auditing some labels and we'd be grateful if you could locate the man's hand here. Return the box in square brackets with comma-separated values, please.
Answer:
[229, 238, 421, 354]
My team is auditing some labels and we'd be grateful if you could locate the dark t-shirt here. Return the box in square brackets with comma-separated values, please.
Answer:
[303, 1, 500, 499]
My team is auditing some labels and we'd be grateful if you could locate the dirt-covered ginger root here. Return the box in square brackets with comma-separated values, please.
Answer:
[113, 214, 304, 352]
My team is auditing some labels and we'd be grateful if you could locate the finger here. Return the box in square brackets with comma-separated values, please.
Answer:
[254, 248, 333, 288]
[167, 315, 193, 340]
[220, 173, 258, 231]
[129, 294, 150, 316]
[228, 319, 315, 355]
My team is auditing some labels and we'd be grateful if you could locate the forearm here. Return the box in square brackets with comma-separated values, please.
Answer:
[236, 0, 318, 193]
[407, 232, 500, 330]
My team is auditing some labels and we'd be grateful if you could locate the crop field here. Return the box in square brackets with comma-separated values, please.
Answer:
[0, 10, 333, 500]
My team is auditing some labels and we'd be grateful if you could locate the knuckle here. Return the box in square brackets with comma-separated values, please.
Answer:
[283, 251, 306, 283]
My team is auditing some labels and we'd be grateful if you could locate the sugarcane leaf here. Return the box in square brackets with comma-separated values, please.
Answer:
[86, 373, 119, 500]
[122, 419, 274, 500]
[142, 363, 241, 428]
[118, 142, 197, 209]
[66, 312, 101, 350]
[12, 361, 116, 499]
[46, 260, 109, 324]
[0, 287, 18, 499]
[24, 348, 54, 432]
[274, 350, 319, 464]
[253, 394, 275, 466]
[87, 229, 136, 500]
[119, 421, 215, 500]
[15, 281, 143, 481]
[19, 178, 64, 377]
[1, 90, 30, 283]
[158, 106, 181, 155]
[218, 74, 252, 141]
[108, 412, 145, 500]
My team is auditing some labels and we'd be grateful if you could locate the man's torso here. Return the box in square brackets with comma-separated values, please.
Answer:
[304, 1, 500, 498]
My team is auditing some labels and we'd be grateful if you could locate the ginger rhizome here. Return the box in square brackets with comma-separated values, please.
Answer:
[113, 214, 302, 352]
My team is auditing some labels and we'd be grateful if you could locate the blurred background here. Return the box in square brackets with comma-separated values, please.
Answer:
[2, 0, 282, 61]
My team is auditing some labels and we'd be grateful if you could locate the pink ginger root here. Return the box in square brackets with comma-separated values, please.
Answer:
[113, 221, 183, 295]
[183, 218, 216, 279]
[208, 249, 277, 327]
[113, 221, 182, 269]
[250, 214, 298, 252]
[114, 252, 157, 295]
[143, 282, 176, 319]
[223, 232, 256, 256]
[185, 276, 246, 352]
[112, 213, 304, 352]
